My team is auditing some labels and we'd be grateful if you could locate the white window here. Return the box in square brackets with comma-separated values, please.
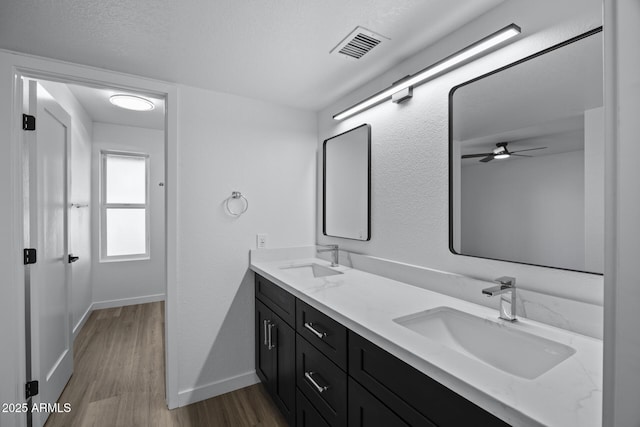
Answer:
[100, 151, 150, 261]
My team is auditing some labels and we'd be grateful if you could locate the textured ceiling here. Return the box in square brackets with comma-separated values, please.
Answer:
[0, 0, 504, 110]
[67, 84, 165, 130]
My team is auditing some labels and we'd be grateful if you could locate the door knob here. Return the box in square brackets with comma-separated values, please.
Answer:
[68, 254, 80, 263]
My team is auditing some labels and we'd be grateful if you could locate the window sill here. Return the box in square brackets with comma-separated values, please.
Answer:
[99, 255, 150, 263]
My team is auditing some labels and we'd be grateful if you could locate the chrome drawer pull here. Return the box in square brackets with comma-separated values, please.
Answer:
[304, 322, 327, 339]
[267, 323, 276, 350]
[263, 320, 269, 346]
[304, 371, 329, 393]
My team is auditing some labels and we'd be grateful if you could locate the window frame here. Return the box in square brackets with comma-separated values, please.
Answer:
[99, 150, 151, 262]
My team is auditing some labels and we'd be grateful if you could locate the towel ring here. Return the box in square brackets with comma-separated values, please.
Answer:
[225, 191, 249, 217]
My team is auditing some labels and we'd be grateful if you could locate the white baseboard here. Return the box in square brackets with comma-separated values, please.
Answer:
[177, 370, 260, 407]
[92, 293, 165, 310]
[73, 304, 93, 340]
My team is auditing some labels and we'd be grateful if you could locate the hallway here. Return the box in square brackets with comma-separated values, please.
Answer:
[44, 302, 286, 427]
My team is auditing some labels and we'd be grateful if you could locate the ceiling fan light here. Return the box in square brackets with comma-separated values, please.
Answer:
[494, 153, 510, 159]
[109, 94, 155, 111]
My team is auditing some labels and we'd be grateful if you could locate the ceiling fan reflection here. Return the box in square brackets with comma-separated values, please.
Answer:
[461, 142, 547, 163]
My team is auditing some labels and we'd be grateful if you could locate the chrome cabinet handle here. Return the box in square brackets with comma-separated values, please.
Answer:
[267, 323, 276, 350]
[304, 322, 327, 339]
[304, 371, 329, 393]
[263, 320, 269, 346]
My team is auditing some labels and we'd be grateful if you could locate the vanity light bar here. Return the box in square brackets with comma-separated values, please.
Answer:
[333, 24, 521, 121]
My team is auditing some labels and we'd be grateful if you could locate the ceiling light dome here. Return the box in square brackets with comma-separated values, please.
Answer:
[109, 94, 155, 111]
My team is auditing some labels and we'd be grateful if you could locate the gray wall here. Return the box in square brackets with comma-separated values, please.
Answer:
[460, 150, 585, 270]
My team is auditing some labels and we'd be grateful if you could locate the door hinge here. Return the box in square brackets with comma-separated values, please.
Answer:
[25, 380, 39, 399]
[23, 248, 37, 265]
[22, 114, 35, 131]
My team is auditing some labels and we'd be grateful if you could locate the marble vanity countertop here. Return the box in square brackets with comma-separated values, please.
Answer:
[250, 253, 602, 427]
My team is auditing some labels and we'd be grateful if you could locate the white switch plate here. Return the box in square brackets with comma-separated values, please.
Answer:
[256, 234, 268, 249]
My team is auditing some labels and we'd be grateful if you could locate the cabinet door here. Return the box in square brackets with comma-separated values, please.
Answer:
[256, 299, 275, 386]
[269, 312, 296, 425]
[256, 299, 296, 425]
[348, 377, 419, 427]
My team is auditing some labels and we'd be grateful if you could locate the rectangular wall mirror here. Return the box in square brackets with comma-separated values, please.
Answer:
[449, 28, 603, 274]
[323, 124, 371, 241]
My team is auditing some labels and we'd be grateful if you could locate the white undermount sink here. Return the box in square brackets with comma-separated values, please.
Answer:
[393, 306, 576, 379]
[280, 263, 343, 279]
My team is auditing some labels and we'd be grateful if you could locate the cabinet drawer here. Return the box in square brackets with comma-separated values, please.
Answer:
[255, 274, 296, 327]
[348, 377, 429, 427]
[296, 300, 347, 370]
[349, 332, 510, 427]
[297, 335, 347, 426]
[297, 389, 331, 427]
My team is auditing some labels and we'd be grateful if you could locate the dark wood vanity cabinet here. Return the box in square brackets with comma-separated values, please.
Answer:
[255, 274, 509, 427]
[255, 299, 296, 426]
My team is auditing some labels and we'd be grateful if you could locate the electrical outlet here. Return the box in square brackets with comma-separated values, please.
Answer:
[256, 234, 267, 249]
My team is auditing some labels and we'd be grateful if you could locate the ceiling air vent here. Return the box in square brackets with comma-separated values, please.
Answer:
[330, 26, 389, 60]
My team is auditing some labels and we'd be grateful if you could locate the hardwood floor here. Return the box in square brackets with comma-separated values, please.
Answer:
[45, 302, 287, 427]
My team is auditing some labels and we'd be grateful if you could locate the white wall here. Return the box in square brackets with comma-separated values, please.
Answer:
[461, 150, 585, 271]
[584, 107, 604, 273]
[175, 84, 316, 404]
[37, 80, 93, 336]
[91, 122, 165, 305]
[317, 0, 604, 313]
[603, 0, 640, 425]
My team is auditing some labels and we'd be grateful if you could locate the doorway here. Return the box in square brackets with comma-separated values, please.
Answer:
[21, 75, 168, 427]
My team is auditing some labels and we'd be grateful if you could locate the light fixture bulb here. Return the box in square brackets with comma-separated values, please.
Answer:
[494, 153, 510, 159]
[109, 94, 155, 111]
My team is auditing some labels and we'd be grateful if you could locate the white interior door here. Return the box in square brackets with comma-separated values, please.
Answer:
[26, 81, 73, 427]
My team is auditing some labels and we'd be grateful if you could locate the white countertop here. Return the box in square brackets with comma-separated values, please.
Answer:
[250, 255, 602, 427]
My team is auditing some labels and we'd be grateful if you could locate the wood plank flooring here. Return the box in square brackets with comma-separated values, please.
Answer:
[44, 302, 287, 427]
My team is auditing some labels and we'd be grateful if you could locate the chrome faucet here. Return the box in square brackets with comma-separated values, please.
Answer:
[317, 244, 339, 267]
[482, 276, 517, 322]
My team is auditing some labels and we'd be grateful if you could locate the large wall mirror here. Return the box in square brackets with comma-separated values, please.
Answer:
[323, 124, 371, 240]
[449, 28, 603, 274]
